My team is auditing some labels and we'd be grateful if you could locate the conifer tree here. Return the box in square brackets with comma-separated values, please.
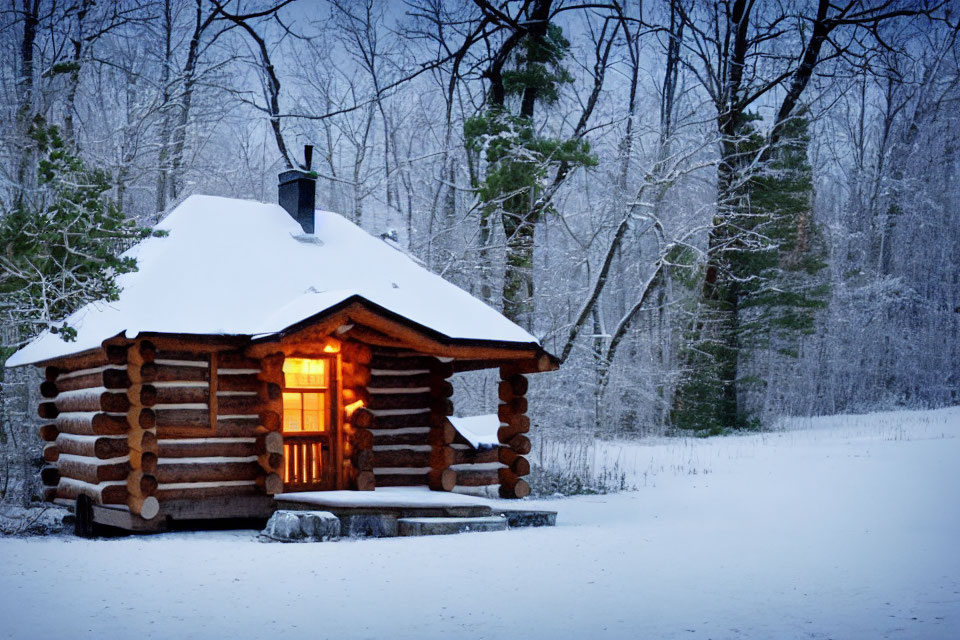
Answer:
[0, 117, 157, 356]
[465, 13, 596, 328]
[672, 115, 828, 432]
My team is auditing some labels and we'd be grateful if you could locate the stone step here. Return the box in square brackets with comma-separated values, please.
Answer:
[498, 509, 557, 528]
[397, 515, 508, 537]
[261, 510, 340, 542]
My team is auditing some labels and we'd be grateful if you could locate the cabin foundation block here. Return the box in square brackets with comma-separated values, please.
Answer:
[499, 509, 557, 528]
[261, 510, 340, 542]
[397, 515, 507, 536]
[338, 513, 399, 538]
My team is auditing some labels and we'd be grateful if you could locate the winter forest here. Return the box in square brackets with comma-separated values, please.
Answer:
[0, 0, 958, 502]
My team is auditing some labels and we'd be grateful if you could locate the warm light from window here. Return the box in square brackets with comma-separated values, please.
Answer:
[283, 392, 303, 431]
[283, 357, 331, 434]
[344, 399, 364, 417]
[283, 391, 327, 432]
[283, 358, 328, 388]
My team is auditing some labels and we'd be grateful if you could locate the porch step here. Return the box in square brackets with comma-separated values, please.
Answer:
[498, 509, 557, 528]
[261, 510, 340, 542]
[397, 515, 508, 537]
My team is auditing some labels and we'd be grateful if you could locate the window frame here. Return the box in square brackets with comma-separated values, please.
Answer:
[282, 389, 331, 433]
[280, 354, 341, 490]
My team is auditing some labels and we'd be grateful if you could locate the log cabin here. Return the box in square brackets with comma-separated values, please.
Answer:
[6, 158, 558, 532]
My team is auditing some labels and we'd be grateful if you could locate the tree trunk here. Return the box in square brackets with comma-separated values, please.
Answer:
[497, 0, 551, 328]
[15, 0, 40, 202]
[501, 211, 536, 328]
[155, 0, 175, 213]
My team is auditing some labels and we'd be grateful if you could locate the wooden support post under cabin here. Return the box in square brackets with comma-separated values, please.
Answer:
[496, 366, 531, 499]
[254, 353, 284, 494]
[427, 359, 456, 492]
[123, 340, 160, 518]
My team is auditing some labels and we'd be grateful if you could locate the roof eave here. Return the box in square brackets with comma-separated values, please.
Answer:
[251, 294, 559, 371]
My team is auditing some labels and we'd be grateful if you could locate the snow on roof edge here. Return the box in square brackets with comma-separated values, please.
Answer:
[6, 292, 549, 368]
[272, 293, 544, 351]
[5, 195, 550, 368]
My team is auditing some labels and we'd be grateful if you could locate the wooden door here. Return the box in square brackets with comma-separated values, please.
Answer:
[281, 357, 339, 491]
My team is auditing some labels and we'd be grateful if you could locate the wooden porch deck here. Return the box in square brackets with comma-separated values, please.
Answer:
[274, 487, 499, 518]
[82, 487, 556, 534]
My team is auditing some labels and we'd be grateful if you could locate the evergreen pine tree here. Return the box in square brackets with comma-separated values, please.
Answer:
[672, 114, 828, 433]
[465, 22, 596, 327]
[0, 116, 158, 355]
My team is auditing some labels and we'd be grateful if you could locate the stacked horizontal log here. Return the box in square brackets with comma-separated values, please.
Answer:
[341, 341, 375, 491]
[152, 346, 281, 502]
[40, 347, 134, 509]
[151, 349, 211, 438]
[253, 353, 284, 494]
[443, 369, 532, 493]
[448, 439, 514, 489]
[125, 341, 160, 519]
[38, 337, 544, 522]
[495, 366, 531, 498]
[366, 349, 449, 489]
[426, 360, 456, 491]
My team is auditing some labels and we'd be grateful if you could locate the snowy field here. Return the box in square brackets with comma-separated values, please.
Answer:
[1, 407, 958, 639]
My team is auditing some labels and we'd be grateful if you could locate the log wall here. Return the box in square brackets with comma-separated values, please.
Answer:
[427, 370, 532, 496]
[494, 366, 532, 498]
[39, 335, 536, 521]
[349, 347, 530, 495]
[360, 348, 455, 490]
[449, 438, 508, 492]
[341, 341, 375, 490]
[40, 347, 135, 511]
[39, 340, 284, 521]
[151, 344, 282, 503]
[124, 341, 159, 518]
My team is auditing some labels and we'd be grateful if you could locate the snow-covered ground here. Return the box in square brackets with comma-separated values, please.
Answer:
[1, 407, 958, 639]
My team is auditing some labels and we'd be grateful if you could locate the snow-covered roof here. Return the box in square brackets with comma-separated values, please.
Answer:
[7, 195, 540, 367]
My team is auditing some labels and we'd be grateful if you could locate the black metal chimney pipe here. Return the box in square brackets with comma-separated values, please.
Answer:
[278, 145, 316, 234]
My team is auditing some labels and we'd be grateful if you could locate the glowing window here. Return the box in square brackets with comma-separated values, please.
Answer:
[282, 358, 331, 433]
[283, 358, 329, 389]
